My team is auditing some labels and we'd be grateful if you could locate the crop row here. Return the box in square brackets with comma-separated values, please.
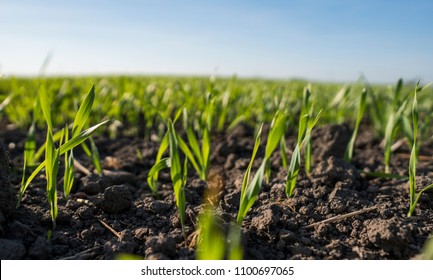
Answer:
[0, 76, 432, 258]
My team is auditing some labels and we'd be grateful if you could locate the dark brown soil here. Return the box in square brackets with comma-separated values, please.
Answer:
[0, 123, 432, 260]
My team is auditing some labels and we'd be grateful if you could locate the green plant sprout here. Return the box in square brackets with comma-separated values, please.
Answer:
[17, 85, 108, 207]
[196, 206, 225, 260]
[344, 88, 367, 163]
[237, 112, 287, 224]
[147, 107, 184, 197]
[179, 107, 211, 180]
[236, 124, 263, 224]
[383, 98, 408, 173]
[407, 82, 433, 217]
[38, 84, 60, 229]
[285, 109, 322, 198]
[264, 112, 287, 183]
[167, 119, 188, 238]
[63, 125, 74, 199]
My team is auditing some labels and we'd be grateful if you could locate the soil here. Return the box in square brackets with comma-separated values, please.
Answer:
[0, 122, 432, 260]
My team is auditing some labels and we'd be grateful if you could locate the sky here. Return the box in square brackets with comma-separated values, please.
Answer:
[1, 0, 432, 83]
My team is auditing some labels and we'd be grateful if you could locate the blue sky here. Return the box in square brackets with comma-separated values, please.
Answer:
[1, 0, 432, 83]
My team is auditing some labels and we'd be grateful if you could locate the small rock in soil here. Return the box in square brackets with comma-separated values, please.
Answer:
[96, 185, 132, 214]
[0, 239, 26, 259]
[312, 124, 351, 160]
[28, 236, 52, 259]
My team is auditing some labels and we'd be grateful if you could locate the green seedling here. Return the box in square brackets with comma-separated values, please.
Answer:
[63, 126, 74, 199]
[196, 206, 225, 260]
[38, 83, 60, 228]
[383, 80, 432, 174]
[344, 88, 367, 163]
[237, 124, 263, 224]
[302, 85, 313, 173]
[179, 108, 211, 180]
[18, 85, 101, 203]
[17, 87, 108, 207]
[147, 157, 171, 197]
[147, 106, 184, 197]
[286, 109, 322, 198]
[227, 224, 243, 260]
[167, 120, 188, 238]
[80, 140, 102, 174]
[45, 129, 61, 229]
[264, 112, 287, 183]
[407, 83, 433, 217]
[279, 137, 288, 169]
[17, 120, 109, 204]
[237, 112, 286, 224]
[383, 98, 408, 173]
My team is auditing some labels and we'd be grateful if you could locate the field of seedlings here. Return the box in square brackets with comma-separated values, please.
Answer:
[0, 76, 432, 260]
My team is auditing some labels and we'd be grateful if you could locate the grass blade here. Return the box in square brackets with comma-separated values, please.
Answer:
[24, 122, 36, 167]
[59, 120, 109, 155]
[344, 88, 367, 163]
[264, 112, 287, 183]
[407, 85, 419, 217]
[237, 124, 263, 224]
[89, 137, 102, 174]
[38, 85, 53, 132]
[63, 126, 74, 199]
[186, 127, 203, 167]
[196, 207, 225, 260]
[147, 157, 171, 197]
[72, 85, 95, 136]
[286, 144, 301, 197]
[177, 135, 202, 179]
[149, 107, 185, 194]
[227, 224, 243, 260]
[202, 126, 211, 178]
[265, 112, 287, 160]
[280, 138, 288, 168]
[45, 130, 60, 229]
[238, 162, 265, 223]
[167, 120, 186, 237]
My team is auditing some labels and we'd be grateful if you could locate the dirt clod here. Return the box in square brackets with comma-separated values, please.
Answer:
[96, 185, 132, 214]
[366, 218, 414, 258]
